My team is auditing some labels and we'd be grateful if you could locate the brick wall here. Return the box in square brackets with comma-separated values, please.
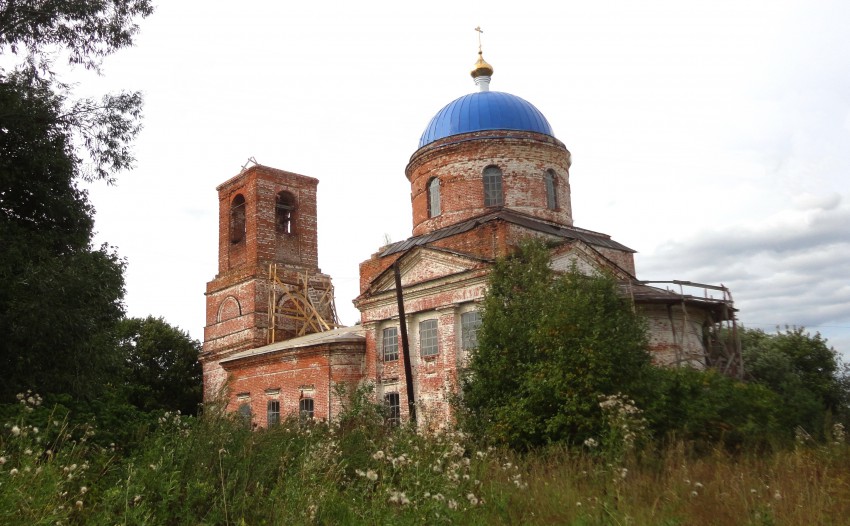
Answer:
[406, 130, 573, 237]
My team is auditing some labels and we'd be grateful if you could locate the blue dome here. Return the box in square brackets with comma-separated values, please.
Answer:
[418, 91, 554, 149]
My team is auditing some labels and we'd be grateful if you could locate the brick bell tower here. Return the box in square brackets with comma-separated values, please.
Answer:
[201, 163, 337, 400]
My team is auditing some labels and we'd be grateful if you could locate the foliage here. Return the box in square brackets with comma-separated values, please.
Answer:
[638, 367, 785, 450]
[116, 316, 203, 416]
[0, 0, 154, 72]
[0, 0, 152, 401]
[3, 390, 850, 525]
[741, 326, 848, 437]
[0, 74, 127, 401]
[460, 239, 652, 450]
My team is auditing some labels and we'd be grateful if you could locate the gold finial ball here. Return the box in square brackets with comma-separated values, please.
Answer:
[470, 51, 494, 78]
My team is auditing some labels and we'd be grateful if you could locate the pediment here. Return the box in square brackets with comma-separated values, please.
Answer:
[550, 241, 632, 280]
[371, 247, 485, 294]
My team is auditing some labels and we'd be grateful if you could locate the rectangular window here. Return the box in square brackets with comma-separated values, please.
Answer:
[385, 392, 401, 425]
[382, 327, 399, 361]
[267, 400, 280, 426]
[461, 310, 482, 351]
[299, 397, 314, 419]
[419, 319, 439, 358]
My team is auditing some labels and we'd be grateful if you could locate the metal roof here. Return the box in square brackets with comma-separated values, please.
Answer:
[380, 210, 635, 257]
[221, 326, 365, 364]
[418, 91, 554, 148]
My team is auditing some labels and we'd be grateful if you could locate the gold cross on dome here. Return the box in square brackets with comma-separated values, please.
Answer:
[475, 26, 484, 52]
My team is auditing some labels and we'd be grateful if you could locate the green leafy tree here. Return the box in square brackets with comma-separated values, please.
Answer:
[0, 74, 127, 400]
[117, 317, 203, 415]
[741, 326, 847, 436]
[0, 1, 153, 400]
[460, 239, 652, 449]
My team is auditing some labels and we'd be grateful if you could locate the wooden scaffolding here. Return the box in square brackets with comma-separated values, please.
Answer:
[266, 263, 340, 344]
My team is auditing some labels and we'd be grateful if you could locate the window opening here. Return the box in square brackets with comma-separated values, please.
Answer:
[427, 177, 441, 217]
[237, 402, 251, 422]
[382, 327, 399, 361]
[276, 191, 296, 234]
[299, 397, 314, 419]
[385, 392, 401, 425]
[419, 319, 439, 358]
[461, 311, 482, 351]
[230, 194, 246, 244]
[267, 400, 280, 426]
[483, 166, 504, 207]
[545, 169, 558, 210]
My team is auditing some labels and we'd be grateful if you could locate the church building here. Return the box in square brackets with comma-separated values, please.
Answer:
[201, 48, 740, 427]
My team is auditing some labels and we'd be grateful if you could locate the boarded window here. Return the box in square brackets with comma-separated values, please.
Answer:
[427, 177, 441, 217]
[382, 327, 399, 361]
[483, 166, 504, 207]
[230, 194, 246, 244]
[545, 169, 558, 210]
[419, 319, 439, 358]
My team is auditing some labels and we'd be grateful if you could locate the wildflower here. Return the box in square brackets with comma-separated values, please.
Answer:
[583, 437, 598, 448]
[372, 450, 385, 460]
[75, 500, 83, 509]
[694, 482, 704, 489]
[9, 468, 18, 476]
[447, 499, 458, 510]
[774, 490, 782, 500]
[11, 425, 20, 436]
[0, 456, 5, 464]
[366, 469, 378, 481]
[32, 427, 38, 434]
[389, 491, 410, 505]
[133, 495, 142, 505]
[24, 448, 32, 455]
[16, 393, 24, 400]
[690, 491, 698, 497]
[355, 469, 366, 477]
[750, 489, 757, 494]
[80, 486, 88, 494]
[466, 493, 479, 506]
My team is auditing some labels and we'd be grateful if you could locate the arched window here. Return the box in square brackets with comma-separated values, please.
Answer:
[545, 169, 558, 210]
[483, 166, 504, 207]
[427, 177, 441, 218]
[276, 191, 295, 234]
[230, 194, 246, 244]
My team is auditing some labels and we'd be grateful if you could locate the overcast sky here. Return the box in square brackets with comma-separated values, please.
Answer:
[70, 0, 849, 355]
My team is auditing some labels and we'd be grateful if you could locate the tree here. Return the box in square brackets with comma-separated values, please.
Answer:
[741, 326, 848, 436]
[0, 74, 127, 400]
[460, 239, 652, 449]
[0, 1, 153, 400]
[117, 317, 203, 415]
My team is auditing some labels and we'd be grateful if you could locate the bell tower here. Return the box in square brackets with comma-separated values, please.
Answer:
[202, 163, 337, 399]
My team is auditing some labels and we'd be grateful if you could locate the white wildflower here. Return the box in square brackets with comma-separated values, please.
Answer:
[366, 469, 378, 481]
[466, 493, 479, 506]
[11, 425, 20, 436]
[9, 468, 18, 476]
[372, 450, 385, 460]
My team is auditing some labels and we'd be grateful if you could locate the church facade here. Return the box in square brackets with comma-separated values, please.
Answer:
[200, 50, 740, 427]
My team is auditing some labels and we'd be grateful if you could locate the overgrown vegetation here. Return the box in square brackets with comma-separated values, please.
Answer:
[3, 388, 850, 525]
